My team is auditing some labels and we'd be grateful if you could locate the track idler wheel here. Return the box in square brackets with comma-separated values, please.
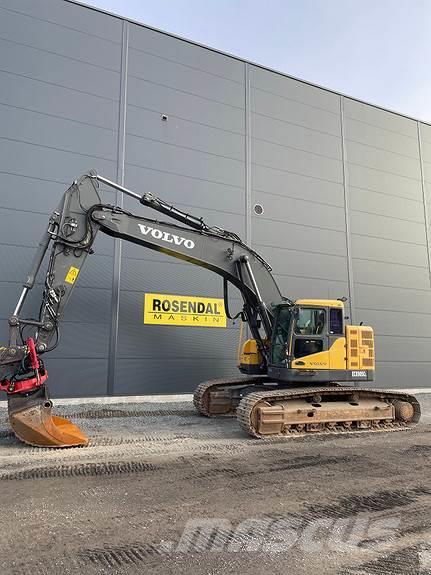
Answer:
[7, 385, 88, 447]
[393, 400, 415, 423]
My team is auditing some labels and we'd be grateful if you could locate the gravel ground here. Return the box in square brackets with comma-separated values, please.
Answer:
[0, 393, 430, 575]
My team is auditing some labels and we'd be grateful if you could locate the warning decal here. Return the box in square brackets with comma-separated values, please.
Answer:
[65, 266, 80, 284]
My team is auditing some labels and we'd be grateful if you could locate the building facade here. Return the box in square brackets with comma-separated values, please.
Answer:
[1, 0, 430, 396]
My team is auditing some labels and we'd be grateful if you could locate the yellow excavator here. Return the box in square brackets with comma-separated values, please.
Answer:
[0, 172, 421, 447]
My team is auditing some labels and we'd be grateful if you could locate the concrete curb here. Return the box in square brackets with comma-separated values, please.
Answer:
[53, 394, 194, 405]
[0, 394, 194, 406]
[0, 389, 430, 407]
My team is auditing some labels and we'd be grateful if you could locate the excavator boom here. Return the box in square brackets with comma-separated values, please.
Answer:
[0, 172, 282, 447]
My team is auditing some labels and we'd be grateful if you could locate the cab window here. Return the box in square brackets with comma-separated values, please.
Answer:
[294, 308, 326, 335]
[329, 308, 343, 334]
[294, 339, 323, 358]
[271, 307, 292, 365]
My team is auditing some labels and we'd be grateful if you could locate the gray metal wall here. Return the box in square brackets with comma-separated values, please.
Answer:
[1, 0, 430, 396]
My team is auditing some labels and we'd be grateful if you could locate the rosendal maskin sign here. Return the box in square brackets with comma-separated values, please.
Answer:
[144, 293, 227, 327]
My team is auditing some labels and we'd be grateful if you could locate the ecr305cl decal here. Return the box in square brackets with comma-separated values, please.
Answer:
[144, 293, 227, 327]
[138, 224, 195, 249]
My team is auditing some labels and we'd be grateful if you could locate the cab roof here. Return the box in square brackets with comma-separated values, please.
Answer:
[294, 299, 344, 308]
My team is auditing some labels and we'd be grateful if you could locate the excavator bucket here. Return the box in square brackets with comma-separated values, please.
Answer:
[7, 386, 88, 447]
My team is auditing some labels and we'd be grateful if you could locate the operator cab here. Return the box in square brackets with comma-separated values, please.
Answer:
[239, 299, 347, 377]
[270, 299, 345, 367]
[265, 298, 374, 384]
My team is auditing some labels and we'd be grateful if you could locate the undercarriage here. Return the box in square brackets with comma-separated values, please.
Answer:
[193, 378, 421, 438]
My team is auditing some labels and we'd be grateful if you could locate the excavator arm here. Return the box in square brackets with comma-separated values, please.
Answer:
[0, 172, 284, 447]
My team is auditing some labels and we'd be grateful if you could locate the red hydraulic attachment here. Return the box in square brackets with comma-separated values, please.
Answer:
[4, 338, 88, 447]
[0, 338, 47, 394]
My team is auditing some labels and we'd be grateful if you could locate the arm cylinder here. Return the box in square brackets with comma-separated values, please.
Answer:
[23, 225, 53, 290]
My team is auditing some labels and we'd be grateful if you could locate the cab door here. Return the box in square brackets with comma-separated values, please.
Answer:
[270, 306, 293, 366]
[291, 307, 329, 369]
[328, 307, 346, 369]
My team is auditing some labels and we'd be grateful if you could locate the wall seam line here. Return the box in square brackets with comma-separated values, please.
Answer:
[107, 19, 129, 395]
[244, 62, 251, 246]
[243, 62, 251, 340]
[339, 95, 356, 324]
[417, 121, 431, 288]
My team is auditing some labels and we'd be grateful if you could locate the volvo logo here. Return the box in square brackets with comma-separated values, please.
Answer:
[138, 224, 195, 249]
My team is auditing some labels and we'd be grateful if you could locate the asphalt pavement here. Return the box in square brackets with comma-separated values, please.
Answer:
[0, 393, 430, 575]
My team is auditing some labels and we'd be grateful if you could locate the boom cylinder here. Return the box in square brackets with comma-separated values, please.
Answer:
[240, 255, 273, 338]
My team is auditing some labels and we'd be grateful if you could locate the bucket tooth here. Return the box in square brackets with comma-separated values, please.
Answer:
[7, 386, 88, 448]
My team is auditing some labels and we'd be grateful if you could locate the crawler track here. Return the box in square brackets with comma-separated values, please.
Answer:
[193, 376, 268, 416]
[237, 387, 421, 438]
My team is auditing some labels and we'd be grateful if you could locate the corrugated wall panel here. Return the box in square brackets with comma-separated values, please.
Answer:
[0, 0, 122, 396]
[0, 0, 122, 40]
[114, 358, 236, 394]
[114, 22, 246, 395]
[249, 65, 350, 317]
[345, 99, 431, 388]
